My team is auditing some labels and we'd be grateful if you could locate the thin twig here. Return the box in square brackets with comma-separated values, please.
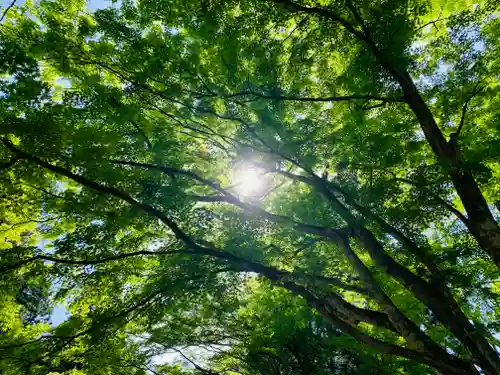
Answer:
[416, 11, 447, 32]
[454, 82, 484, 139]
[0, 216, 60, 233]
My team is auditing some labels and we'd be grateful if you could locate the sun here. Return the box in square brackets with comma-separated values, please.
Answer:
[233, 166, 264, 197]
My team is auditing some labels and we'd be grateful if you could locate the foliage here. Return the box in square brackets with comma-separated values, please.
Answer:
[0, 0, 499, 374]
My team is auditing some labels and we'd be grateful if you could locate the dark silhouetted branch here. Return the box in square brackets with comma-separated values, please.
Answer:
[224, 91, 405, 104]
[0, 0, 16, 22]
[453, 83, 484, 140]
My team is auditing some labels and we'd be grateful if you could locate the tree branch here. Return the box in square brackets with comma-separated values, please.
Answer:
[282, 281, 471, 375]
[273, 0, 365, 40]
[1, 141, 362, 293]
[321, 290, 398, 333]
[129, 119, 153, 149]
[349, 164, 470, 226]
[415, 16, 448, 32]
[0, 178, 65, 199]
[394, 176, 469, 224]
[108, 96, 153, 149]
[273, 164, 497, 375]
[334, 233, 449, 355]
[110, 159, 227, 194]
[170, 347, 220, 375]
[453, 83, 484, 140]
[249, 163, 479, 360]
[0, 0, 16, 22]
[1, 139, 476, 373]
[193, 192, 336, 230]
[141, 101, 233, 155]
[0, 248, 185, 274]
[224, 91, 405, 104]
[0, 217, 60, 233]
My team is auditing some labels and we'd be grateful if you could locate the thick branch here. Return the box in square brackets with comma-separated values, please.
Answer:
[321, 291, 398, 333]
[282, 281, 472, 375]
[334, 233, 449, 355]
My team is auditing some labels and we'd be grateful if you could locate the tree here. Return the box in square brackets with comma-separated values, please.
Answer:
[0, 0, 499, 374]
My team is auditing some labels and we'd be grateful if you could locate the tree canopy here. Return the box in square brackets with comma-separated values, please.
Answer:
[0, 0, 500, 374]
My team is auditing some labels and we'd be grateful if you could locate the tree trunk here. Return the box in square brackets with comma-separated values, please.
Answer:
[342, 0, 500, 267]
[396, 73, 500, 267]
